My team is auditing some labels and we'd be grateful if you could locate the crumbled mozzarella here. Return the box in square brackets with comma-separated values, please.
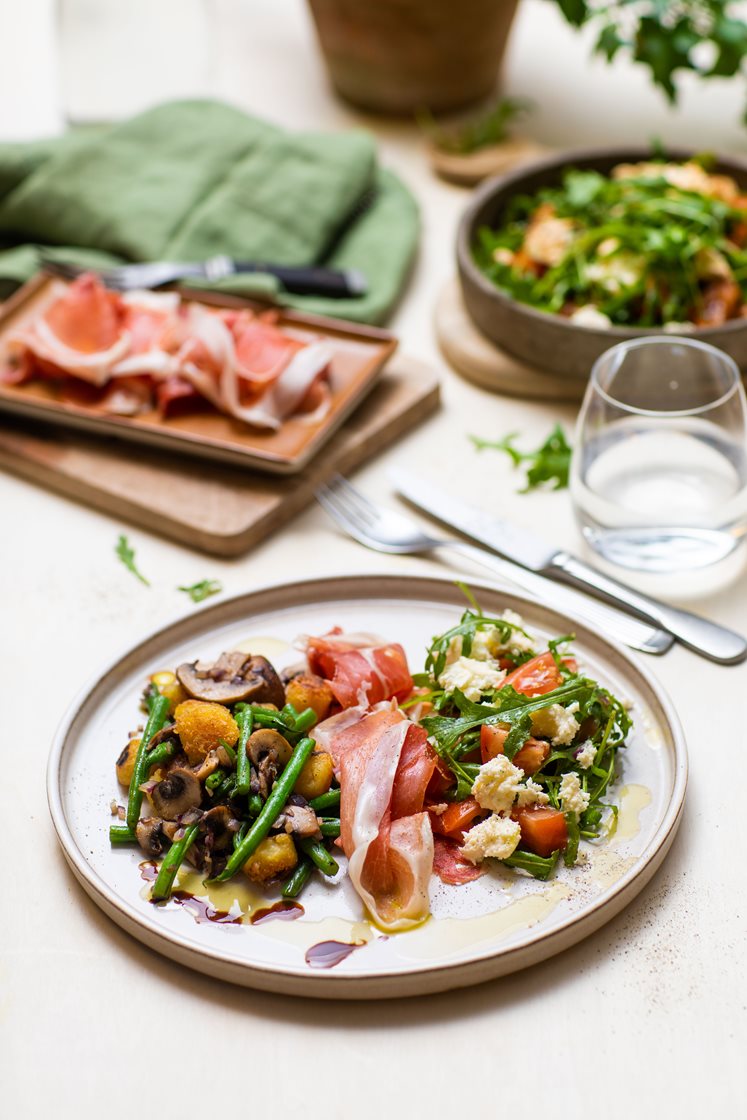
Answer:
[498, 609, 536, 654]
[586, 252, 641, 292]
[531, 703, 580, 746]
[462, 814, 521, 864]
[575, 740, 596, 769]
[472, 755, 523, 814]
[515, 777, 550, 807]
[439, 656, 506, 701]
[569, 305, 612, 329]
[559, 771, 590, 816]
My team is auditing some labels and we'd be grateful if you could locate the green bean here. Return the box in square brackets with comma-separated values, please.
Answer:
[126, 694, 170, 831]
[309, 788, 340, 812]
[146, 741, 176, 767]
[236, 705, 295, 735]
[233, 820, 250, 851]
[219, 739, 237, 766]
[248, 792, 263, 816]
[318, 818, 341, 839]
[292, 707, 317, 733]
[299, 837, 339, 877]
[281, 703, 299, 721]
[109, 824, 137, 845]
[151, 822, 199, 901]
[213, 774, 237, 800]
[235, 708, 254, 795]
[215, 736, 316, 881]
[205, 769, 226, 791]
[281, 858, 313, 899]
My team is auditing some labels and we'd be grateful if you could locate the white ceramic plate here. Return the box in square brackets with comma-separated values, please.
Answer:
[47, 574, 687, 999]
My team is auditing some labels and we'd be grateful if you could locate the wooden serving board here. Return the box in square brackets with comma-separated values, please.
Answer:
[435, 278, 587, 401]
[0, 355, 439, 556]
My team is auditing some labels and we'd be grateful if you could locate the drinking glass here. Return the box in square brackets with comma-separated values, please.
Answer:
[570, 337, 747, 574]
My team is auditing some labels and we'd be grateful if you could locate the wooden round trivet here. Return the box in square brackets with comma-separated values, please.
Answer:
[435, 278, 588, 401]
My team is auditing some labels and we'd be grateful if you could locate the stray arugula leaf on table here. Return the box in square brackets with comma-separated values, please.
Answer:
[115, 534, 150, 586]
[471, 424, 572, 491]
[178, 579, 223, 603]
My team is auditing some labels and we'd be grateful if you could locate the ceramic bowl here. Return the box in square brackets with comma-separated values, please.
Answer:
[456, 147, 747, 380]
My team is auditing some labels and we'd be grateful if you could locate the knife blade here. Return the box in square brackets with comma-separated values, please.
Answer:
[391, 467, 747, 665]
[391, 467, 557, 570]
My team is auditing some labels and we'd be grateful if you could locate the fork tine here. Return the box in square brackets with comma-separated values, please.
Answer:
[316, 484, 372, 535]
[325, 473, 381, 516]
[317, 480, 375, 534]
[316, 488, 367, 541]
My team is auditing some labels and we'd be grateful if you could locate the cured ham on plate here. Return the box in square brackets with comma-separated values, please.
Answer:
[50, 574, 686, 996]
[0, 273, 397, 474]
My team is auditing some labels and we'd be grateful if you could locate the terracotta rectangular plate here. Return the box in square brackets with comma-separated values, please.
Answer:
[0, 274, 398, 475]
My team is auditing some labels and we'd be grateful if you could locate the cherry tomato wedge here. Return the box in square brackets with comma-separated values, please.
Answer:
[504, 651, 577, 697]
[515, 806, 568, 857]
[480, 723, 550, 775]
[430, 797, 484, 840]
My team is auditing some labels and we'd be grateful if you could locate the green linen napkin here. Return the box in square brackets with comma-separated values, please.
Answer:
[0, 100, 419, 324]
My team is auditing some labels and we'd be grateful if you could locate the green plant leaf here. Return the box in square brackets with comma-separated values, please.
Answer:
[471, 425, 572, 492]
[115, 534, 150, 586]
[178, 579, 223, 603]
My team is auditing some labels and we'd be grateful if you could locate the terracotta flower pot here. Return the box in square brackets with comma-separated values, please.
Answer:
[307, 0, 519, 115]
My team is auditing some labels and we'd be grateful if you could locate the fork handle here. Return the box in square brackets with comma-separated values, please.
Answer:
[441, 540, 674, 656]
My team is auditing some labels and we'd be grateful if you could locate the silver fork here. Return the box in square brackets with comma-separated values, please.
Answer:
[39, 254, 218, 292]
[316, 474, 674, 656]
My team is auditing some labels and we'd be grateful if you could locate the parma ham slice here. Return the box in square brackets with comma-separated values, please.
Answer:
[306, 630, 413, 709]
[8, 274, 130, 385]
[327, 708, 437, 931]
[6, 273, 335, 430]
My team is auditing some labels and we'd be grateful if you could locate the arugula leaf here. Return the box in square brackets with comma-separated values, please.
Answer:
[502, 848, 560, 880]
[471, 425, 572, 492]
[115, 534, 150, 586]
[178, 579, 223, 603]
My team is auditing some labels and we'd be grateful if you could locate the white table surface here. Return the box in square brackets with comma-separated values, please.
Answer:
[2, 2, 745, 1115]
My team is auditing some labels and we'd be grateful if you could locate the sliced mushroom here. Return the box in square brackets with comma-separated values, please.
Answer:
[150, 767, 202, 820]
[200, 805, 239, 852]
[275, 804, 321, 839]
[247, 728, 293, 799]
[190, 748, 222, 783]
[135, 817, 166, 857]
[176, 651, 285, 706]
[149, 724, 177, 749]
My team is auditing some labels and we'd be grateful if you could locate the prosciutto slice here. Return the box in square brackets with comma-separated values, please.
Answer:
[6, 274, 334, 431]
[328, 708, 437, 931]
[8, 274, 130, 385]
[432, 836, 486, 885]
[307, 630, 413, 709]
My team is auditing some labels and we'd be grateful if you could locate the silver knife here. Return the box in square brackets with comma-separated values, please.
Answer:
[391, 467, 747, 665]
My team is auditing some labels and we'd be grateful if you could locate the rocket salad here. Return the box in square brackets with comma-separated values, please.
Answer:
[475, 157, 747, 330]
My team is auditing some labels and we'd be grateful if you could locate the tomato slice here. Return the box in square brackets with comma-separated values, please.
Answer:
[504, 651, 577, 697]
[430, 797, 485, 840]
[479, 723, 550, 775]
[515, 806, 568, 857]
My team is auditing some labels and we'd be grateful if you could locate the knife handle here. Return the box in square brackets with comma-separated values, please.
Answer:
[235, 262, 366, 298]
[548, 551, 747, 665]
[444, 541, 673, 656]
